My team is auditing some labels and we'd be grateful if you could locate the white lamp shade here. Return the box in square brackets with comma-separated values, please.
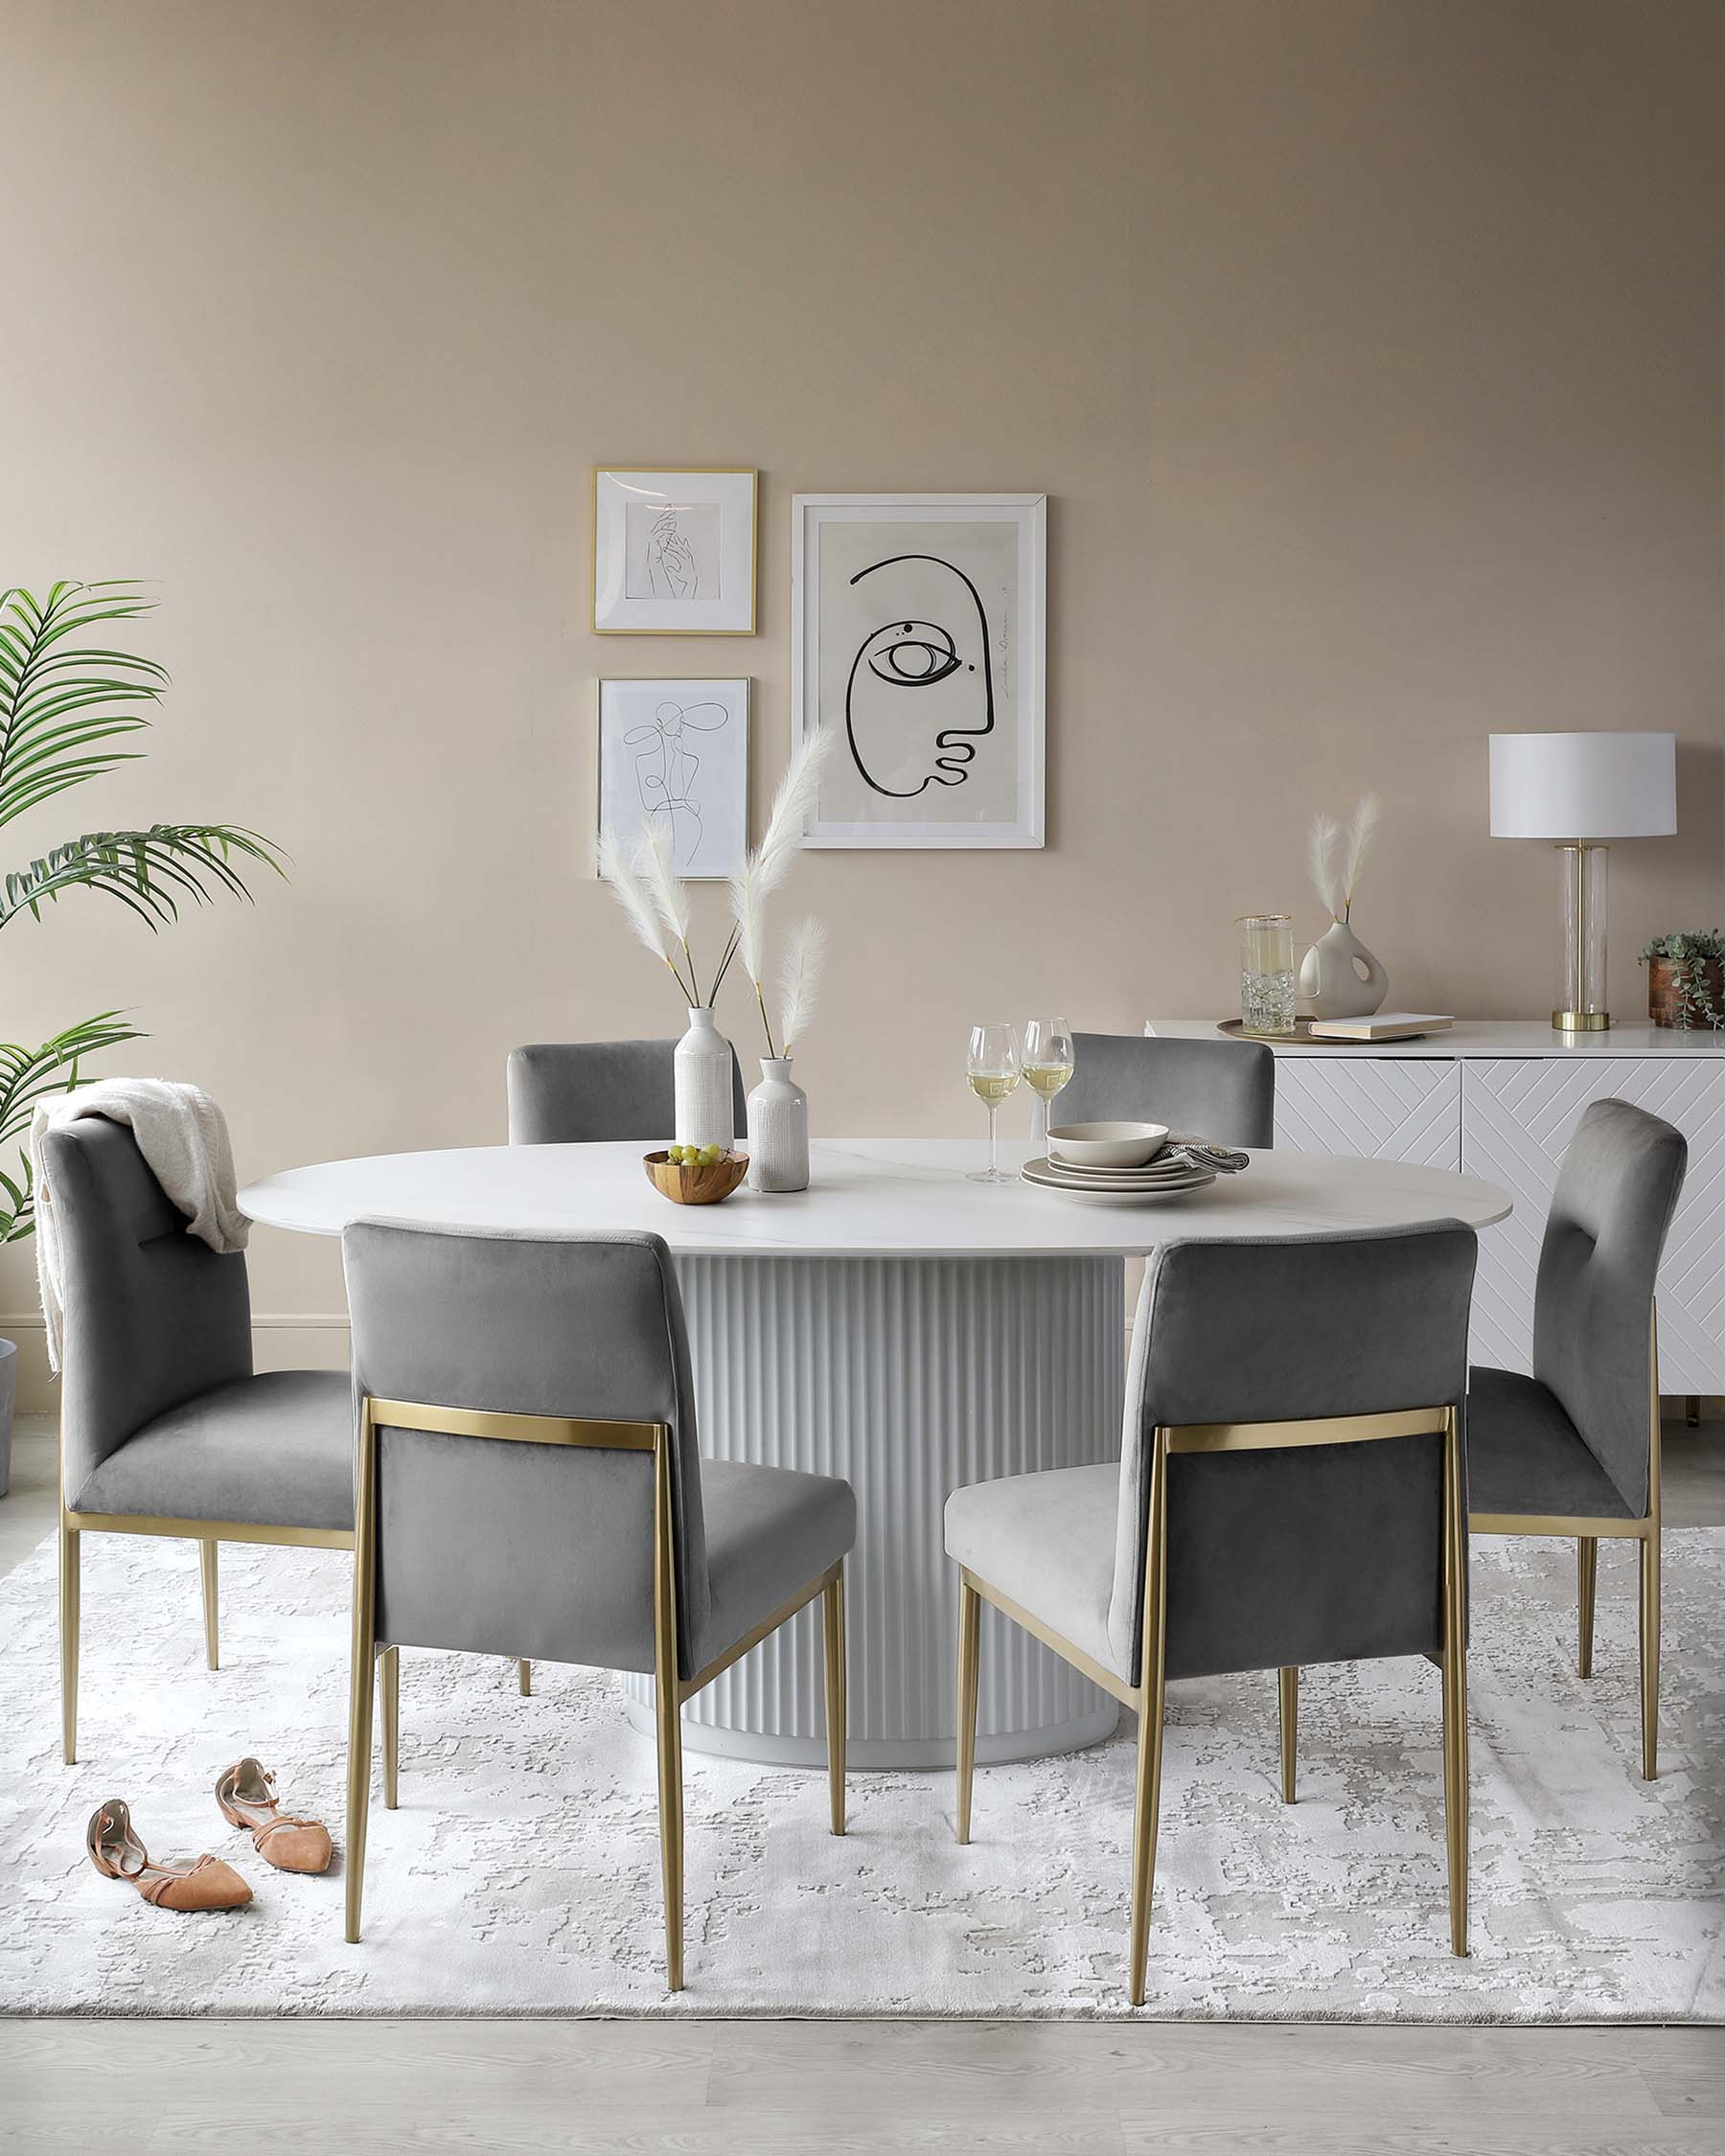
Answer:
[1489, 731, 1676, 840]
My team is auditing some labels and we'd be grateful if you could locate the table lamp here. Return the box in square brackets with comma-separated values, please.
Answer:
[1489, 730, 1676, 1033]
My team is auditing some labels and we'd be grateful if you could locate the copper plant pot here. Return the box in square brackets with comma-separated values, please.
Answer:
[1647, 953, 1725, 1028]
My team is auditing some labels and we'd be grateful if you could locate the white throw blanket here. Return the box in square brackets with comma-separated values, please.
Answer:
[31, 1079, 250, 1374]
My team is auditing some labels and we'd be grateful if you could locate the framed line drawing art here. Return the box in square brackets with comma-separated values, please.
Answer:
[790, 493, 1045, 848]
[593, 467, 757, 633]
[596, 677, 749, 881]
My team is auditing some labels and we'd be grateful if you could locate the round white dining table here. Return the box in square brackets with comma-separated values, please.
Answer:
[240, 1138, 1510, 1771]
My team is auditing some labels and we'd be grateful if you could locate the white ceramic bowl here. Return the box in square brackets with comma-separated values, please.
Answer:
[1046, 1120, 1170, 1170]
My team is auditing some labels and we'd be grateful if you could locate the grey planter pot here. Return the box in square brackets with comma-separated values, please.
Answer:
[0, 1338, 15, 1499]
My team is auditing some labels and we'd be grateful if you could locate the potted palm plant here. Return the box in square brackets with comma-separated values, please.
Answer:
[0, 582, 281, 1494]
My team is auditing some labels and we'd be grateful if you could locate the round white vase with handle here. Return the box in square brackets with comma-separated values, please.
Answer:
[1299, 919, 1390, 1020]
[747, 1057, 810, 1192]
[674, 1008, 735, 1151]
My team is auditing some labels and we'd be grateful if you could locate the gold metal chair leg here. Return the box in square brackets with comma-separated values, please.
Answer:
[1129, 1431, 1170, 2007]
[381, 1646, 400, 1810]
[344, 1623, 375, 1944]
[1441, 1406, 1469, 1957]
[518, 1658, 532, 1696]
[1576, 1537, 1597, 1678]
[200, 1539, 219, 1671]
[954, 1572, 980, 1846]
[1128, 1678, 1166, 2007]
[59, 1520, 80, 1766]
[345, 1402, 379, 1946]
[1277, 1667, 1298, 1802]
[1640, 1530, 1660, 1781]
[823, 1569, 847, 1836]
[655, 1671, 684, 1990]
[651, 1434, 684, 1991]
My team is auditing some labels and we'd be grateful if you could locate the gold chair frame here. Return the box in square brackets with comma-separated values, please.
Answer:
[954, 1404, 1467, 2006]
[58, 1489, 356, 1766]
[346, 1396, 847, 1989]
[1470, 1306, 1663, 1779]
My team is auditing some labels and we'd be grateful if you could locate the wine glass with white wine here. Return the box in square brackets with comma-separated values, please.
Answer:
[1022, 1016, 1075, 1150]
[966, 1023, 1022, 1184]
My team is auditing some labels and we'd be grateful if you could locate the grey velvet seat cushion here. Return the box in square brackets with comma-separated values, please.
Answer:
[700, 1458, 857, 1677]
[1465, 1365, 1635, 1521]
[71, 1370, 356, 1532]
[945, 1465, 1123, 1678]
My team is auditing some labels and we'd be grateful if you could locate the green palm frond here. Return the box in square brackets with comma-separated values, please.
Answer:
[0, 583, 167, 831]
[0, 1012, 145, 1242]
[0, 824, 285, 930]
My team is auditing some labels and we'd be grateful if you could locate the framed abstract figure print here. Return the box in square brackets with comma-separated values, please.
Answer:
[593, 467, 757, 633]
[790, 493, 1045, 848]
[596, 677, 748, 880]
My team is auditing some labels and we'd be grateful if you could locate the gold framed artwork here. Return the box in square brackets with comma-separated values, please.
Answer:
[592, 467, 758, 634]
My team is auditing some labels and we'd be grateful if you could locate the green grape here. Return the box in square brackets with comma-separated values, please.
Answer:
[699, 1145, 722, 1165]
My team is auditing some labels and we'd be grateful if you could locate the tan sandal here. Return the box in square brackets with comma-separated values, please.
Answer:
[216, 1756, 333, 1874]
[86, 1799, 252, 1912]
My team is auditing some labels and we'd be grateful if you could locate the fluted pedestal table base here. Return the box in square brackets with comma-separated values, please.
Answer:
[622, 1254, 1125, 1769]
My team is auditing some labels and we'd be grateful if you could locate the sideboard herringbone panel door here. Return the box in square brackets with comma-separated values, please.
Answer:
[1274, 1058, 1460, 1167]
[1460, 1059, 1725, 1389]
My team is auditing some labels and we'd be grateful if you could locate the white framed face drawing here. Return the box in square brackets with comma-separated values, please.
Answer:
[593, 468, 757, 633]
[596, 677, 749, 880]
[790, 494, 1046, 848]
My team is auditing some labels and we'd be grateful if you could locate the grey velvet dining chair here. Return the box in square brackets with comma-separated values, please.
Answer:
[945, 1220, 1478, 2003]
[340, 1218, 857, 1988]
[507, 1039, 748, 1146]
[44, 1117, 356, 1763]
[1466, 1096, 1686, 1780]
[502, 1037, 750, 1703]
[1060, 1033, 1276, 1148]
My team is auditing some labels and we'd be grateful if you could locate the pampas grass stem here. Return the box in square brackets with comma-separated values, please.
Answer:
[1343, 792, 1381, 920]
[778, 916, 826, 1054]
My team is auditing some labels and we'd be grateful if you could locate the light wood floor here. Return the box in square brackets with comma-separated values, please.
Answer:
[4, 1416, 1721, 2154]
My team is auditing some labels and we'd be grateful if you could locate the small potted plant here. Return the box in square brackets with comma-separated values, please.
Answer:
[1641, 931, 1725, 1030]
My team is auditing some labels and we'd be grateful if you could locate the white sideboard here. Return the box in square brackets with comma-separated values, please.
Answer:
[1147, 1021, 1725, 1393]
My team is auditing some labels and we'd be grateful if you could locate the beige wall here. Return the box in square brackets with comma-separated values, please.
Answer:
[3, 0, 1721, 1401]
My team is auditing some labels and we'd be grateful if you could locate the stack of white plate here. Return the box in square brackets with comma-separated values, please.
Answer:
[1019, 1153, 1218, 1206]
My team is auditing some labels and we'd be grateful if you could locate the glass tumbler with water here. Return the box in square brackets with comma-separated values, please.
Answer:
[1237, 913, 1296, 1036]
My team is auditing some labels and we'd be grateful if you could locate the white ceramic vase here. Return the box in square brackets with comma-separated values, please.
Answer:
[747, 1057, 810, 1192]
[1299, 918, 1390, 1020]
[674, 1008, 735, 1150]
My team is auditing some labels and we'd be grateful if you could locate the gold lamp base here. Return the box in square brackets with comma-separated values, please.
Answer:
[1552, 1009, 1611, 1033]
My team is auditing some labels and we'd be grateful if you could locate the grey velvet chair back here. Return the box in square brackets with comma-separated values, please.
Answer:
[1112, 1221, 1477, 1684]
[43, 1119, 252, 1504]
[1061, 1034, 1275, 1148]
[507, 1040, 748, 1145]
[341, 1220, 709, 1678]
[1533, 1097, 1686, 1515]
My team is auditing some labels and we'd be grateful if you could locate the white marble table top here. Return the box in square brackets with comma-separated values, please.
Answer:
[240, 1138, 1510, 1258]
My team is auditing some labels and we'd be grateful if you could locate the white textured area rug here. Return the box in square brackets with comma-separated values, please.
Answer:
[1, 1526, 1720, 2021]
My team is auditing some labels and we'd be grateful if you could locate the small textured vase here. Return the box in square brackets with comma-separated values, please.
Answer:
[747, 1057, 810, 1192]
[674, 1008, 734, 1151]
[1299, 918, 1389, 1020]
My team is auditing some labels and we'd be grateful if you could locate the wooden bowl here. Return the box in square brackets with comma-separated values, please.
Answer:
[643, 1150, 749, 1205]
